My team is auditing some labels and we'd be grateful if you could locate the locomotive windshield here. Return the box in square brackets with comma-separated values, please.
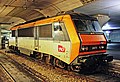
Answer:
[70, 13, 103, 33]
[73, 19, 103, 33]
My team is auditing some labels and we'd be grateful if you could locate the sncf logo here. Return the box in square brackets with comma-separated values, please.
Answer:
[58, 45, 66, 52]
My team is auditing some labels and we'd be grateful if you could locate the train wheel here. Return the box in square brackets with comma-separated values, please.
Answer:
[45, 55, 50, 64]
[55, 59, 66, 69]
[70, 65, 81, 72]
[49, 56, 55, 66]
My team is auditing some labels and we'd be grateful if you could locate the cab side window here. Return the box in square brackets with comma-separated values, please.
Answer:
[53, 22, 69, 41]
[54, 23, 62, 31]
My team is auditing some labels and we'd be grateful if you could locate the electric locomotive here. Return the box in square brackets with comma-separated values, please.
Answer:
[9, 12, 113, 72]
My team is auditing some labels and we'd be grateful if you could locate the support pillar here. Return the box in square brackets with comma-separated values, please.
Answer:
[94, 14, 110, 27]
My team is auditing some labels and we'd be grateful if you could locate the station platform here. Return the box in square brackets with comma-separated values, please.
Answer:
[107, 43, 120, 60]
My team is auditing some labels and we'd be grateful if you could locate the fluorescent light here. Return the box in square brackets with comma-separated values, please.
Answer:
[102, 23, 113, 30]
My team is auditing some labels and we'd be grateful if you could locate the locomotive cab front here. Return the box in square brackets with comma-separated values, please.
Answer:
[70, 14, 113, 71]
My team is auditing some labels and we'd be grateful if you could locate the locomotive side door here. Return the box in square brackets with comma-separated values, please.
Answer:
[34, 27, 39, 51]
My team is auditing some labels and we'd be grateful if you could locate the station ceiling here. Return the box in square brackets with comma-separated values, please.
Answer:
[0, 0, 120, 30]
[74, 0, 120, 28]
[0, 0, 86, 29]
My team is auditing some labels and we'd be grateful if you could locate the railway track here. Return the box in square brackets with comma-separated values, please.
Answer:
[14, 53, 120, 82]
[107, 60, 120, 79]
[1, 50, 95, 82]
[0, 54, 35, 82]
[0, 51, 50, 82]
[86, 73, 120, 82]
[1, 49, 120, 82]
[21, 63, 50, 82]
[0, 64, 15, 82]
[20, 55, 120, 82]
[85, 60, 120, 82]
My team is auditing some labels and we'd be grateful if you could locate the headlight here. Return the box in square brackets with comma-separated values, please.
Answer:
[81, 46, 89, 51]
[99, 46, 104, 49]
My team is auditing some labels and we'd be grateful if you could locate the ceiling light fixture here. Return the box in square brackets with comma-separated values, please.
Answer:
[80, 0, 96, 4]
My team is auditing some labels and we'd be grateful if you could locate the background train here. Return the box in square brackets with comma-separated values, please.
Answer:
[8, 12, 113, 72]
